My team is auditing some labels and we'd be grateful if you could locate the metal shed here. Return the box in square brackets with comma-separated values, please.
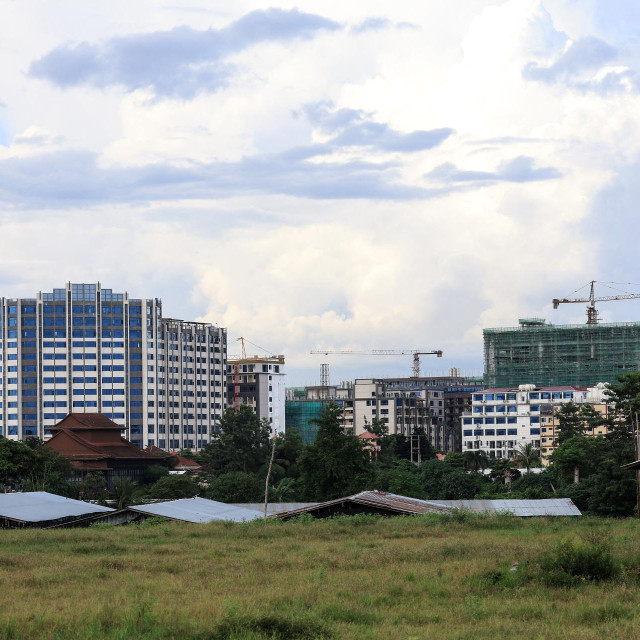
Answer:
[126, 497, 263, 523]
[273, 491, 581, 519]
[435, 498, 581, 517]
[0, 492, 114, 528]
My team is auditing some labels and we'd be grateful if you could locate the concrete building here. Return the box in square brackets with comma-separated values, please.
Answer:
[225, 355, 285, 434]
[352, 379, 444, 448]
[539, 383, 614, 464]
[0, 283, 226, 452]
[372, 376, 484, 451]
[461, 383, 610, 460]
[484, 318, 640, 388]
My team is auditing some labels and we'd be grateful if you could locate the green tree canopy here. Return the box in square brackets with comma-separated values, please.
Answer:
[298, 403, 371, 500]
[199, 405, 272, 474]
[148, 474, 199, 500]
[204, 471, 264, 503]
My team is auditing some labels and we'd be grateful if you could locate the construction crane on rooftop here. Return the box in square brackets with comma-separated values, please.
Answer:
[310, 349, 443, 378]
[552, 281, 640, 325]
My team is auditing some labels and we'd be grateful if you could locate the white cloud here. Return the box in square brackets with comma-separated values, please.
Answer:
[0, 0, 639, 384]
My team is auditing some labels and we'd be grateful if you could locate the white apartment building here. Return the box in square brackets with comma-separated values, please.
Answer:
[226, 356, 285, 434]
[0, 283, 226, 452]
[460, 384, 609, 459]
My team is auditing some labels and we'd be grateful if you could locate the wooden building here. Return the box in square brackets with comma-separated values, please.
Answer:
[43, 413, 170, 487]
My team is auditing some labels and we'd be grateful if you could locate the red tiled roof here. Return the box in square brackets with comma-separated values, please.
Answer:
[174, 456, 202, 469]
[49, 413, 125, 431]
[358, 431, 380, 440]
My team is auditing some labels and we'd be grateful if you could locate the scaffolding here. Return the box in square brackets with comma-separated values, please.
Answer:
[484, 318, 640, 388]
[284, 401, 326, 445]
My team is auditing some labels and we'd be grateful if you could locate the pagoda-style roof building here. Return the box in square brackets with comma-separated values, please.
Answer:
[44, 413, 170, 485]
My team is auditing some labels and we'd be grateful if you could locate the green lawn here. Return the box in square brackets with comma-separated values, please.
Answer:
[1, 514, 640, 639]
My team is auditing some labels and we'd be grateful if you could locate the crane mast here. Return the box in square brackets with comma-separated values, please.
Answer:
[553, 281, 640, 324]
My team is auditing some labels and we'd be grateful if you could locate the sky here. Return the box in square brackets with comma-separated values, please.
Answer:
[1, 0, 640, 386]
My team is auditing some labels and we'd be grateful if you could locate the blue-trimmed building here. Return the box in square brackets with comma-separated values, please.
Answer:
[0, 283, 226, 452]
[461, 384, 587, 460]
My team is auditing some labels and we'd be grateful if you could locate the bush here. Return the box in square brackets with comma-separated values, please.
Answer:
[538, 536, 618, 586]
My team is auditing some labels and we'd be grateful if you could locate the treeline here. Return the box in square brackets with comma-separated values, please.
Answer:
[2, 373, 639, 515]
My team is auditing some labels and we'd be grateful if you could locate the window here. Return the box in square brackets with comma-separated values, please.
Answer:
[507, 428, 517, 435]
[463, 429, 472, 437]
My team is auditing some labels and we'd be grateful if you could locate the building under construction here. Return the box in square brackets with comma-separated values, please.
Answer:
[484, 318, 640, 388]
[225, 349, 285, 433]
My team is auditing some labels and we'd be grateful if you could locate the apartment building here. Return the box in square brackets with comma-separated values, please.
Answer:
[461, 384, 610, 460]
[352, 379, 445, 448]
[0, 283, 226, 452]
[225, 355, 285, 433]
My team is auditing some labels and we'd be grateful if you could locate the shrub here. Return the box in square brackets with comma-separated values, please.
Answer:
[538, 536, 618, 586]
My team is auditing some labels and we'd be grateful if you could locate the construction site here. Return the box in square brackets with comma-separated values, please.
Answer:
[484, 281, 640, 388]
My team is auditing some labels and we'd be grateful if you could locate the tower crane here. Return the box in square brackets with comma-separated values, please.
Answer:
[310, 349, 443, 378]
[552, 281, 640, 324]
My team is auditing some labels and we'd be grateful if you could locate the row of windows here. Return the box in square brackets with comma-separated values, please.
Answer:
[463, 428, 540, 437]
[464, 417, 518, 425]
[474, 392, 574, 402]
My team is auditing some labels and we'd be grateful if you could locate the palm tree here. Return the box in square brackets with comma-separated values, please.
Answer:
[463, 450, 489, 472]
[513, 443, 541, 473]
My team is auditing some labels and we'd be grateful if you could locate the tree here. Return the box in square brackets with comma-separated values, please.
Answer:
[78, 472, 108, 503]
[22, 446, 72, 495]
[112, 477, 137, 509]
[462, 450, 489, 472]
[199, 405, 271, 474]
[142, 464, 171, 485]
[204, 471, 264, 503]
[0, 438, 35, 492]
[444, 452, 466, 468]
[513, 443, 541, 473]
[555, 402, 586, 445]
[420, 458, 486, 500]
[364, 417, 389, 437]
[298, 403, 371, 500]
[148, 474, 198, 500]
[551, 435, 620, 484]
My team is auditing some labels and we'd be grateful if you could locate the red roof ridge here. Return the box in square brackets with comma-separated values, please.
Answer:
[358, 431, 380, 439]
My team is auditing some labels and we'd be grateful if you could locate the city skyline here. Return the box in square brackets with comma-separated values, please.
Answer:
[2, 1, 640, 386]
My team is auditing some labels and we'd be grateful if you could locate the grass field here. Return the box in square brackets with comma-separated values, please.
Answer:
[1, 514, 640, 639]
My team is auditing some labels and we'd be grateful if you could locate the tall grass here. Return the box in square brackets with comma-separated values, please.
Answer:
[0, 515, 639, 638]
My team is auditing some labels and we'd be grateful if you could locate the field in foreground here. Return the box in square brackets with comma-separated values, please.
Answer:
[1, 514, 640, 639]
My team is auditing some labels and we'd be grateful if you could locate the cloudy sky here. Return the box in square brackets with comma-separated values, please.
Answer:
[1, 0, 640, 385]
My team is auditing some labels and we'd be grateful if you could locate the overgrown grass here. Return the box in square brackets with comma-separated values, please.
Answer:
[0, 514, 639, 638]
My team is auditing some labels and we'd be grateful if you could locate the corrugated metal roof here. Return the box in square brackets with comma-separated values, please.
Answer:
[407, 498, 581, 517]
[232, 503, 319, 515]
[273, 491, 454, 518]
[129, 497, 263, 523]
[0, 492, 114, 523]
[274, 492, 581, 518]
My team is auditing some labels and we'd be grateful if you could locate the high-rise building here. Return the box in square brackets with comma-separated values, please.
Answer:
[484, 318, 640, 388]
[225, 355, 285, 433]
[0, 283, 226, 452]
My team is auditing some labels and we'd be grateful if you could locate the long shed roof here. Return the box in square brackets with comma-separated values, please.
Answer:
[128, 497, 263, 523]
[0, 492, 114, 523]
[273, 492, 581, 519]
